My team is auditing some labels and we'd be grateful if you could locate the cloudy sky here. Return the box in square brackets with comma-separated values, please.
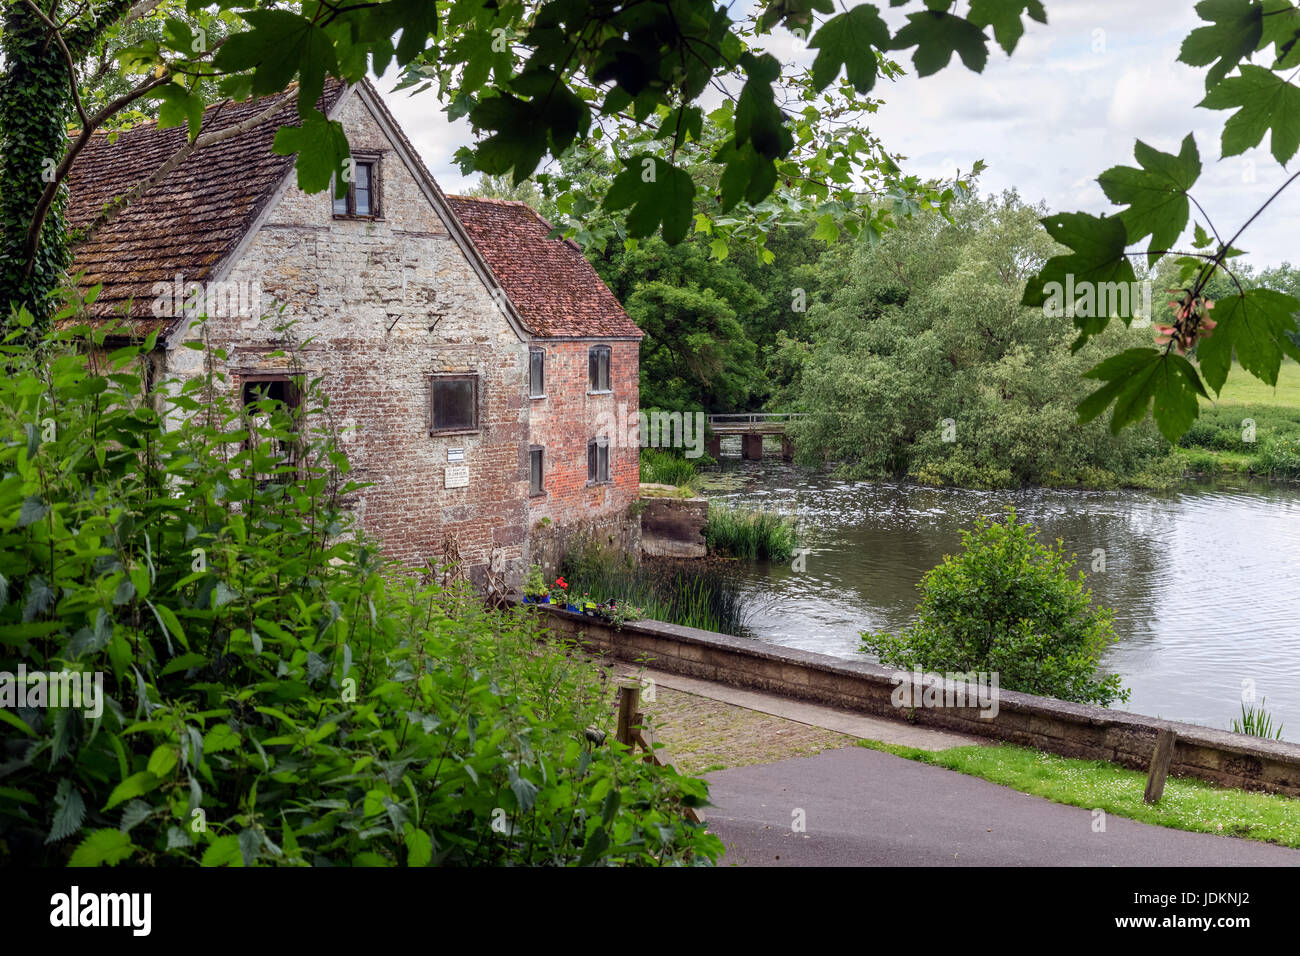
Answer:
[372, 1, 1297, 270]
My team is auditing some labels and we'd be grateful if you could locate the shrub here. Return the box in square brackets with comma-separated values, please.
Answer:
[862, 508, 1128, 707]
[0, 312, 721, 867]
[704, 502, 798, 562]
[1254, 435, 1300, 479]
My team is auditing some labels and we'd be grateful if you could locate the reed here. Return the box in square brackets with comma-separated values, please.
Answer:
[1233, 698, 1285, 740]
[639, 447, 700, 487]
[704, 502, 798, 561]
[560, 549, 751, 635]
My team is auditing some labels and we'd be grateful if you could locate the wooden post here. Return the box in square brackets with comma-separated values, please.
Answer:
[616, 681, 641, 746]
[1144, 728, 1177, 804]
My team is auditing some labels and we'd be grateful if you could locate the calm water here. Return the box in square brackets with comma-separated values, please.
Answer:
[708, 454, 1300, 741]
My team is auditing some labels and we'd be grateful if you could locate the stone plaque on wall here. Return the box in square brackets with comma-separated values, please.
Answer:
[445, 464, 469, 489]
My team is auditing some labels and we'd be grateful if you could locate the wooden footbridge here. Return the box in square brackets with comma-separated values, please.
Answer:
[705, 413, 805, 460]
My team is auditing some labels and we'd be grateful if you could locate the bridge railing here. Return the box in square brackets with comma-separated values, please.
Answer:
[705, 413, 807, 425]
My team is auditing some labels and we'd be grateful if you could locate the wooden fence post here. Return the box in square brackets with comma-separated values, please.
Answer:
[1144, 728, 1177, 804]
[616, 681, 641, 747]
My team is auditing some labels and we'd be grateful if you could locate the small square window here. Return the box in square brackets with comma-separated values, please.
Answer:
[241, 374, 300, 471]
[332, 157, 380, 218]
[587, 438, 610, 483]
[431, 375, 478, 433]
[529, 348, 545, 398]
[529, 446, 544, 495]
[588, 345, 611, 392]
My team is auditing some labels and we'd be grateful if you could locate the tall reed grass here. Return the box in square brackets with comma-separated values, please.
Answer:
[704, 502, 798, 561]
[560, 548, 751, 635]
[1233, 698, 1285, 739]
[639, 447, 700, 487]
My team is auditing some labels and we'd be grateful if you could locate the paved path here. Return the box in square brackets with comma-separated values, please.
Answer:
[618, 665, 984, 750]
[705, 747, 1300, 866]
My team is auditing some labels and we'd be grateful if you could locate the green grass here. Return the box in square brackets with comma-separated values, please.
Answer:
[1202, 360, 1300, 408]
[704, 502, 799, 561]
[858, 738, 1300, 847]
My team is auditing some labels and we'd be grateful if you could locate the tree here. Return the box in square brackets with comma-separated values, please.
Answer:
[6, 0, 1300, 448]
[465, 172, 542, 207]
[595, 235, 767, 411]
[788, 191, 1169, 487]
[863, 509, 1128, 708]
[0, 0, 1036, 335]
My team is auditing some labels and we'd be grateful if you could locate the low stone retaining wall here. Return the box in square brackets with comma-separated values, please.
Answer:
[527, 509, 641, 579]
[639, 496, 707, 558]
[537, 606, 1300, 798]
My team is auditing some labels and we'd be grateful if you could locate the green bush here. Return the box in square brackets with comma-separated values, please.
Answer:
[862, 508, 1128, 707]
[1254, 435, 1300, 478]
[704, 502, 798, 562]
[0, 313, 721, 867]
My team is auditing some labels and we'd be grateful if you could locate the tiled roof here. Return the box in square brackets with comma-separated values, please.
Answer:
[65, 81, 347, 325]
[445, 195, 643, 339]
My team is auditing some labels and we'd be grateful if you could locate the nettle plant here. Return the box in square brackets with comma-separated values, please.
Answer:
[0, 302, 718, 867]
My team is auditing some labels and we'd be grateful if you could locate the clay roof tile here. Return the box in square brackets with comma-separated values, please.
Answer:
[444, 195, 642, 339]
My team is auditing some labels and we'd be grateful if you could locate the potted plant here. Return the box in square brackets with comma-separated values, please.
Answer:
[522, 563, 549, 603]
[550, 575, 572, 610]
[608, 602, 643, 628]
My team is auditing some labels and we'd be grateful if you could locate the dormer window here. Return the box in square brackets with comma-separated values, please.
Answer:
[332, 156, 380, 218]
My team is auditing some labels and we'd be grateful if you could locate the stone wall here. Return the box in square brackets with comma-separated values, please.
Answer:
[640, 496, 707, 558]
[163, 88, 531, 584]
[536, 606, 1300, 798]
[528, 508, 642, 581]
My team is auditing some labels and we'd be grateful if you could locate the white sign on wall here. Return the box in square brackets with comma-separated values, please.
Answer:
[445, 464, 469, 489]
[447, 447, 465, 462]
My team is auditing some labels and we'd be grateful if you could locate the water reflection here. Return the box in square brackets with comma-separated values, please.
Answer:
[710, 456, 1300, 741]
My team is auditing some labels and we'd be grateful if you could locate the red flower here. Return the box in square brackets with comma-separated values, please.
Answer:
[555, 577, 568, 589]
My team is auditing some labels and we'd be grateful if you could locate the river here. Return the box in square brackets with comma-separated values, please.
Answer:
[706, 454, 1300, 742]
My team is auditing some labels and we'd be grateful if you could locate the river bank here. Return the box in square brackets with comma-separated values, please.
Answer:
[679, 456, 1300, 743]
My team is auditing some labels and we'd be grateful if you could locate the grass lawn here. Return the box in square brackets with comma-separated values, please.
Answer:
[1201, 360, 1300, 408]
[859, 739, 1300, 848]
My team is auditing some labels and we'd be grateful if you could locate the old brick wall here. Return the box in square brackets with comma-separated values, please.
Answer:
[162, 87, 531, 582]
[526, 338, 641, 565]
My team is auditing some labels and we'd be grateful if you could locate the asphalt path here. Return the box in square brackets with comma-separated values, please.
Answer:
[704, 747, 1300, 866]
